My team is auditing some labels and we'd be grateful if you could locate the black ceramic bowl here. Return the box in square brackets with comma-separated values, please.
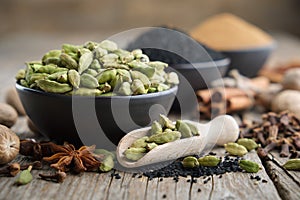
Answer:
[16, 83, 177, 149]
[221, 43, 276, 77]
[170, 57, 230, 91]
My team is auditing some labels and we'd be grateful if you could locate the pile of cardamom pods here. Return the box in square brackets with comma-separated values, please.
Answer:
[16, 40, 179, 96]
[125, 114, 199, 161]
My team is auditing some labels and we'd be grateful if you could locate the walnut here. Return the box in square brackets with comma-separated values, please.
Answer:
[0, 125, 20, 164]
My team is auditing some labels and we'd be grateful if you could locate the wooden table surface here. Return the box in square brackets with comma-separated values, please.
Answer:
[0, 32, 300, 200]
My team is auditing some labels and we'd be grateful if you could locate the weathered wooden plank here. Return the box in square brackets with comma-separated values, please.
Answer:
[210, 148, 281, 200]
[156, 177, 176, 200]
[271, 152, 300, 185]
[145, 178, 159, 200]
[264, 159, 300, 200]
[189, 175, 213, 200]
[175, 177, 193, 200]
[124, 173, 148, 200]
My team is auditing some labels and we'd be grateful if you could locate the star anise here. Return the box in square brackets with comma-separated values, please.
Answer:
[43, 143, 101, 173]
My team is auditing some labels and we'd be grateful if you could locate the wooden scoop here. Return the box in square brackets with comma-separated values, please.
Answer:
[116, 115, 239, 168]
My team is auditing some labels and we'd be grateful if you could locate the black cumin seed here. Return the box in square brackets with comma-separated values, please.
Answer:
[209, 152, 217, 156]
[162, 194, 167, 198]
[160, 178, 163, 182]
[187, 179, 191, 182]
[115, 174, 121, 179]
[262, 179, 268, 183]
[197, 188, 201, 192]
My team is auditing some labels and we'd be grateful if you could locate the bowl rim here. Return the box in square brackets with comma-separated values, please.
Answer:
[16, 83, 178, 100]
[170, 57, 230, 69]
[220, 41, 277, 53]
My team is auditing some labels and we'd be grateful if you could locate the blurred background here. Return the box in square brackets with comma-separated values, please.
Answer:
[1, 0, 300, 99]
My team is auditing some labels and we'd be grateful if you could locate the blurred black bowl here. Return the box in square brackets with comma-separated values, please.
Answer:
[16, 83, 177, 148]
[170, 58, 230, 91]
[222, 42, 276, 77]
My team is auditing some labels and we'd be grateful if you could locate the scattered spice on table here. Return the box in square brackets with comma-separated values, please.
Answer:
[142, 155, 242, 181]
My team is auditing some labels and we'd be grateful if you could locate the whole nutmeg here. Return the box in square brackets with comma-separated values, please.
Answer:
[282, 68, 300, 91]
[0, 103, 18, 128]
[5, 87, 26, 116]
[271, 90, 300, 118]
[0, 125, 20, 164]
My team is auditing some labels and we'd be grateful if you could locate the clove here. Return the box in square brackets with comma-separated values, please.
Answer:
[20, 161, 43, 170]
[39, 171, 67, 183]
[279, 139, 291, 157]
[20, 140, 57, 160]
[0, 163, 20, 177]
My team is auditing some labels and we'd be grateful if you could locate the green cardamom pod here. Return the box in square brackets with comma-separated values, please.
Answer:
[130, 70, 150, 89]
[34, 63, 68, 74]
[165, 72, 179, 85]
[157, 83, 170, 92]
[84, 41, 98, 51]
[145, 142, 158, 151]
[198, 155, 221, 167]
[78, 51, 93, 74]
[97, 69, 117, 84]
[283, 159, 300, 170]
[48, 71, 67, 81]
[185, 122, 200, 136]
[131, 136, 149, 148]
[85, 69, 98, 77]
[99, 155, 114, 172]
[135, 54, 150, 63]
[148, 87, 157, 93]
[37, 79, 72, 93]
[99, 82, 112, 93]
[98, 40, 118, 52]
[100, 54, 119, 64]
[20, 79, 29, 87]
[98, 92, 116, 97]
[237, 138, 258, 151]
[159, 114, 175, 130]
[68, 69, 80, 89]
[68, 88, 102, 96]
[103, 63, 129, 70]
[60, 53, 78, 70]
[224, 142, 248, 157]
[15, 166, 33, 185]
[239, 160, 261, 173]
[131, 49, 143, 58]
[136, 66, 155, 78]
[15, 69, 26, 80]
[124, 147, 147, 161]
[131, 79, 147, 95]
[182, 156, 199, 168]
[28, 73, 49, 85]
[62, 44, 79, 54]
[117, 69, 132, 82]
[176, 120, 193, 138]
[147, 131, 181, 144]
[80, 73, 99, 89]
[90, 59, 101, 70]
[94, 149, 116, 159]
[94, 46, 108, 59]
[148, 61, 168, 71]
[42, 50, 61, 65]
[118, 82, 131, 96]
[150, 120, 163, 135]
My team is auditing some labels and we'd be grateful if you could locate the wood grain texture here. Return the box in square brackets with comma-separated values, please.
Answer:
[210, 148, 281, 200]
